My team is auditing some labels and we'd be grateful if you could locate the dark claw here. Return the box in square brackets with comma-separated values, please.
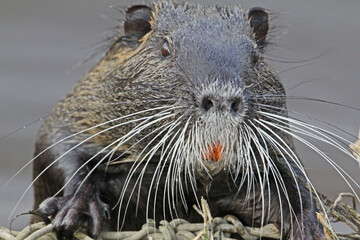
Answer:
[38, 196, 63, 217]
[104, 208, 111, 220]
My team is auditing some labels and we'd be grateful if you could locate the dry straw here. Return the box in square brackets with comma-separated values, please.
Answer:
[0, 194, 359, 240]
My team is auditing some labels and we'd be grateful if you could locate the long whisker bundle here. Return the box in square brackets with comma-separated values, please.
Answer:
[6, 105, 174, 189]
[257, 111, 360, 198]
[10, 105, 179, 219]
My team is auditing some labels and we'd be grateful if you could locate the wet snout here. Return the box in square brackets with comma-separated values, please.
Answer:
[201, 95, 244, 114]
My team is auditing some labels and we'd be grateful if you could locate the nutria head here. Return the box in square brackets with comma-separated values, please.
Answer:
[96, 2, 286, 183]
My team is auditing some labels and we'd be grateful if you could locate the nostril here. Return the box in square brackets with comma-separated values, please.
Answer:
[230, 99, 242, 113]
[202, 97, 214, 112]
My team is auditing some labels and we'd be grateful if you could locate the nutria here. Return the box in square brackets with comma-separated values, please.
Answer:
[32, 2, 326, 239]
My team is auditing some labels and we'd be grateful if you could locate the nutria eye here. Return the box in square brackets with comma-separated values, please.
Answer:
[161, 40, 171, 57]
[251, 51, 260, 64]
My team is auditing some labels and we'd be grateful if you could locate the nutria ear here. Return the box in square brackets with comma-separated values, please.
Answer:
[124, 5, 152, 40]
[247, 7, 269, 46]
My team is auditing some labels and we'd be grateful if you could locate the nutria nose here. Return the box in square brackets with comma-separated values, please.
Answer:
[202, 97, 214, 112]
[201, 97, 243, 114]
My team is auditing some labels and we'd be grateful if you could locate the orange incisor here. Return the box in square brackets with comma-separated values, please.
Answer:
[203, 142, 225, 162]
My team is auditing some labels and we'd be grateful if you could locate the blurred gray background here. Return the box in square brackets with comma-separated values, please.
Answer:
[1, 0, 359, 231]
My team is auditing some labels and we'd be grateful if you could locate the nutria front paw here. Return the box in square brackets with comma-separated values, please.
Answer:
[38, 194, 110, 240]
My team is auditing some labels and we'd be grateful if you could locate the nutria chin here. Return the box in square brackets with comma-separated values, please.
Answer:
[32, 2, 326, 239]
